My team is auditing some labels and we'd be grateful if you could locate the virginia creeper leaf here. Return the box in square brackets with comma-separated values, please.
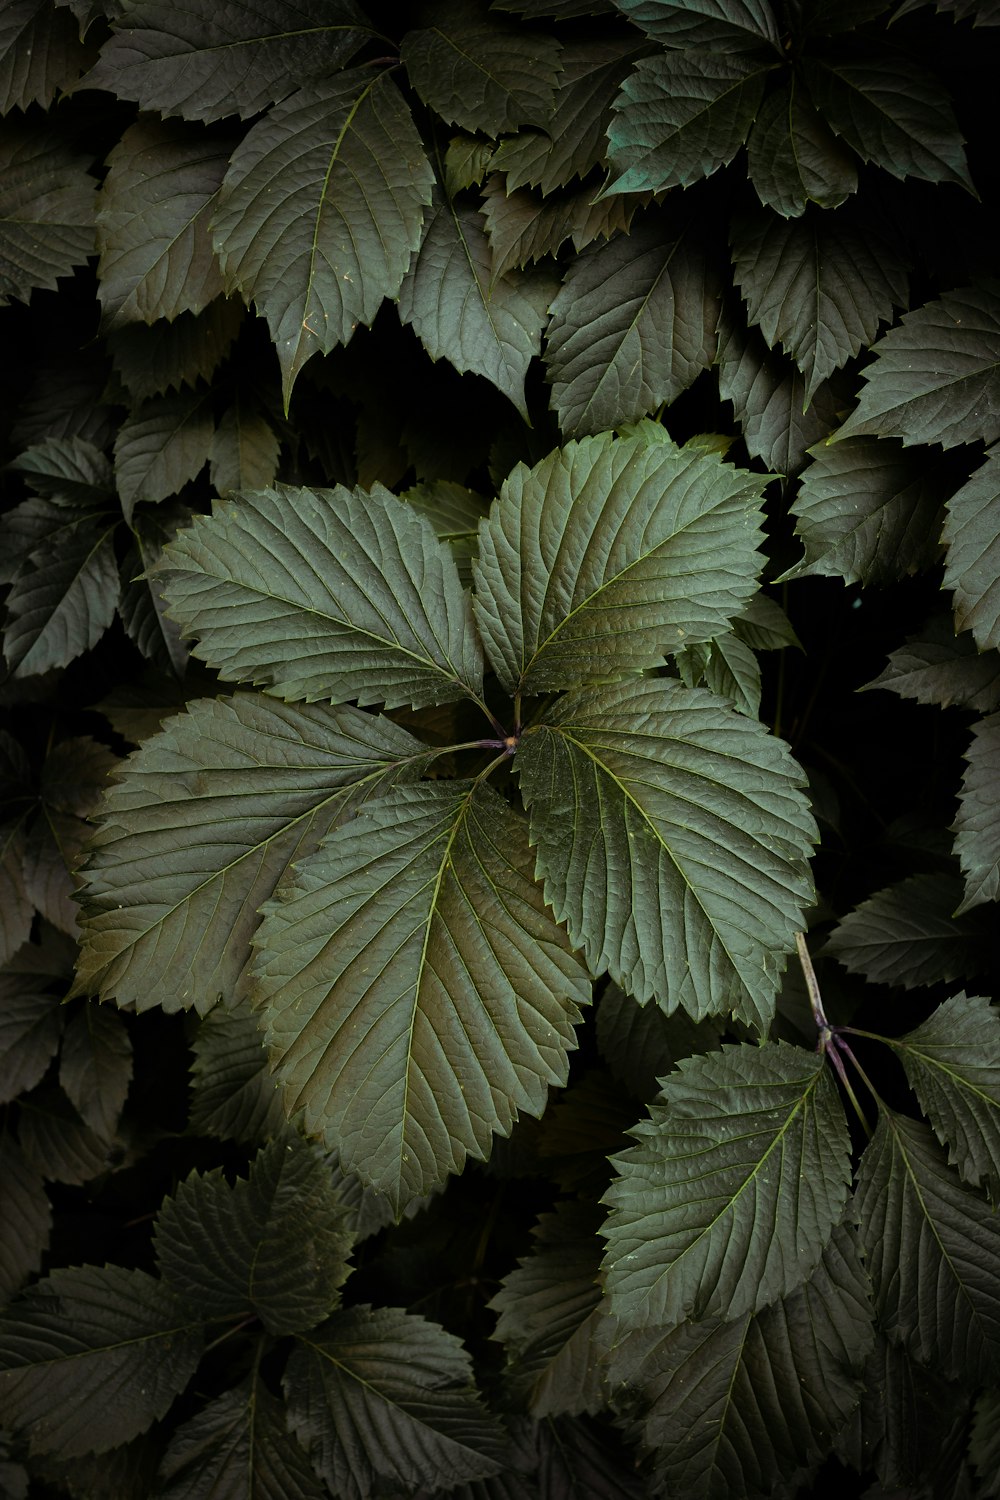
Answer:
[209, 398, 281, 495]
[2, 516, 119, 678]
[472, 432, 767, 695]
[0, 123, 96, 306]
[612, 0, 782, 48]
[601, 1041, 851, 1328]
[746, 81, 858, 218]
[596, 982, 724, 1100]
[0, 0, 92, 113]
[824, 873, 995, 987]
[17, 1087, 116, 1186]
[676, 630, 762, 718]
[0, 1134, 51, 1309]
[444, 133, 493, 196]
[942, 448, 1000, 651]
[108, 300, 243, 402]
[954, 712, 1000, 911]
[863, 614, 1000, 713]
[10, 435, 113, 506]
[189, 1001, 286, 1145]
[252, 780, 591, 1211]
[482, 176, 639, 282]
[156, 1379, 326, 1500]
[114, 390, 215, 525]
[0, 974, 62, 1104]
[118, 502, 192, 677]
[517, 679, 817, 1029]
[59, 1003, 132, 1140]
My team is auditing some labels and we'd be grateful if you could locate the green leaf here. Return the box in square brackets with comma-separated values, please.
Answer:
[0, 1265, 203, 1458]
[32, 1434, 162, 1500]
[113, 390, 215, 525]
[252, 780, 590, 1211]
[0, 826, 33, 968]
[0, 1134, 51, 1308]
[802, 51, 974, 191]
[545, 207, 721, 437]
[482, 176, 640, 282]
[954, 712, 1000, 911]
[746, 80, 858, 218]
[0, 123, 95, 306]
[611, 1226, 872, 1499]
[155, 1133, 353, 1333]
[10, 435, 114, 506]
[596, 982, 724, 1100]
[209, 397, 281, 495]
[212, 70, 433, 406]
[95, 118, 232, 329]
[519, 679, 816, 1028]
[444, 133, 494, 196]
[159, 483, 484, 711]
[118, 502, 192, 677]
[17, 1087, 116, 1186]
[398, 184, 552, 421]
[285, 1305, 509, 1497]
[59, 1003, 132, 1140]
[855, 1111, 1000, 1383]
[824, 873, 995, 988]
[834, 282, 1000, 448]
[612, 0, 782, 47]
[801, 0, 890, 26]
[72, 693, 430, 1012]
[731, 206, 907, 404]
[401, 0, 562, 136]
[489, 1200, 612, 1416]
[676, 630, 762, 717]
[2, 516, 119, 678]
[472, 432, 767, 695]
[82, 0, 371, 122]
[108, 300, 243, 402]
[529, 1415, 646, 1499]
[863, 613, 1000, 713]
[781, 437, 954, 585]
[971, 1389, 1000, 1499]
[0, 0, 92, 112]
[942, 448, 1000, 651]
[0, 974, 63, 1104]
[156, 1379, 327, 1500]
[601, 1040, 851, 1327]
[604, 50, 775, 195]
[188, 1001, 286, 1145]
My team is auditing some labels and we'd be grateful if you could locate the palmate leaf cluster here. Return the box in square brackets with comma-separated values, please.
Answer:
[1, 0, 999, 1496]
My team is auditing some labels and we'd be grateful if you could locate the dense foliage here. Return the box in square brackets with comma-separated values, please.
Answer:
[1, 0, 999, 1494]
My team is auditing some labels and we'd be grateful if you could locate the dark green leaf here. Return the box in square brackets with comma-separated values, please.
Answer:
[731, 206, 907, 404]
[545, 208, 721, 436]
[17, 1087, 117, 1185]
[971, 1389, 1000, 1498]
[10, 435, 114, 506]
[0, 975, 62, 1104]
[82, 0, 371, 121]
[596, 982, 724, 1100]
[856, 1111, 1000, 1383]
[746, 80, 858, 218]
[473, 432, 767, 695]
[801, 0, 890, 25]
[444, 133, 494, 196]
[0, 825, 33, 967]
[529, 1415, 646, 1499]
[72, 693, 430, 1011]
[188, 1001, 286, 1144]
[398, 185, 552, 421]
[482, 176, 640, 281]
[602, 1040, 851, 1327]
[213, 71, 433, 406]
[401, 0, 562, 135]
[2, 518, 119, 678]
[96, 119, 232, 329]
[0, 1265, 203, 1458]
[10, 348, 117, 451]
[23, 737, 118, 936]
[209, 397, 281, 495]
[0, 1134, 51, 1307]
[604, 50, 775, 194]
[114, 390, 214, 525]
[59, 1003, 132, 1140]
[494, 0, 615, 13]
[118, 503, 192, 676]
[252, 781, 590, 1211]
[954, 712, 1000, 911]
[32, 1433, 163, 1500]
[676, 630, 762, 717]
[942, 448, 1000, 651]
[0, 123, 96, 306]
[536, 1069, 634, 1194]
[0, 0, 92, 112]
[802, 51, 974, 191]
[156, 1379, 326, 1500]
[781, 437, 954, 585]
[863, 613, 1000, 713]
[835, 282, 1000, 448]
[612, 0, 782, 48]
[518, 679, 816, 1028]
[108, 300, 243, 402]
[612, 1226, 872, 1499]
[824, 873, 995, 987]
[159, 483, 484, 711]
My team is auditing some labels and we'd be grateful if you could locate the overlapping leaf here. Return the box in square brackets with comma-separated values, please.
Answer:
[676, 631, 762, 717]
[17, 1087, 115, 1186]
[0, 1134, 51, 1307]
[82, 0, 371, 121]
[0, 0, 92, 113]
[210, 398, 281, 495]
[285, 1305, 509, 1497]
[482, 176, 638, 282]
[518, 679, 816, 1028]
[596, 982, 724, 1100]
[863, 614, 1000, 713]
[108, 300, 243, 401]
[954, 712, 1000, 911]
[189, 1001, 286, 1145]
[114, 391, 214, 524]
[601, 1041, 850, 1329]
[856, 1111, 1000, 1383]
[0, 1265, 203, 1457]
[59, 1003, 131, 1140]
[2, 514, 119, 678]
[156, 1379, 326, 1500]
[0, 975, 62, 1104]
[118, 502, 192, 676]
[251, 780, 590, 1210]
[613, 0, 781, 48]
[824, 873, 995, 987]
[159, 483, 484, 710]
[212, 70, 433, 404]
[72, 693, 430, 1012]
[0, 123, 96, 307]
[545, 208, 721, 436]
[746, 81, 857, 218]
[942, 448, 1000, 651]
[473, 432, 767, 695]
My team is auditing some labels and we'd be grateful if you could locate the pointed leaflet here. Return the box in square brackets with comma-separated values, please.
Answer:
[0, 124, 95, 306]
[155, 1134, 353, 1333]
[676, 631, 762, 718]
[17, 1087, 114, 1187]
[401, 0, 562, 136]
[856, 1111, 1000, 1383]
[0, 0, 92, 112]
[942, 448, 1000, 651]
[252, 780, 590, 1210]
[0, 1135, 51, 1308]
[2, 516, 119, 678]
[108, 300, 243, 402]
[482, 176, 639, 282]
[10, 435, 113, 505]
[601, 1041, 850, 1328]
[801, 51, 973, 191]
[285, 1305, 509, 1497]
[731, 205, 907, 404]
[59, 1004, 131, 1140]
[158, 483, 484, 711]
[863, 615, 1000, 714]
[611, 1227, 872, 1499]
[472, 432, 767, 696]
[398, 184, 551, 421]
[545, 207, 721, 437]
[23, 737, 119, 938]
[114, 390, 214, 525]
[604, 50, 775, 195]
[612, 0, 781, 47]
[0, 975, 62, 1103]
[824, 873, 994, 987]
[210, 398, 280, 495]
[212, 70, 433, 406]
[156, 1380, 326, 1500]
[954, 712, 1000, 911]
[72, 693, 430, 1012]
[596, 982, 724, 1101]
[782, 437, 954, 585]
[96, 118, 231, 329]
[189, 1001, 287, 1145]
[746, 81, 858, 218]
[835, 282, 1000, 449]
[118, 502, 192, 677]
[82, 0, 370, 122]
[0, 1265, 203, 1458]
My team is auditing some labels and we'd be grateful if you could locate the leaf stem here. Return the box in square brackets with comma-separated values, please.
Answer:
[833, 1034, 884, 1112]
[202, 1314, 258, 1353]
[795, 930, 829, 1032]
[824, 1039, 872, 1138]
